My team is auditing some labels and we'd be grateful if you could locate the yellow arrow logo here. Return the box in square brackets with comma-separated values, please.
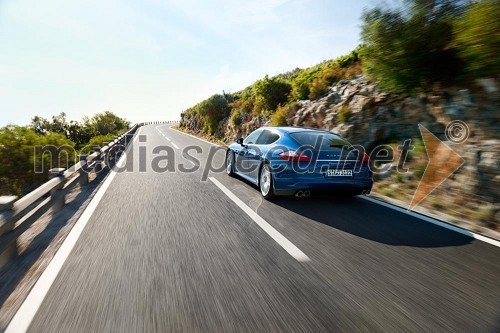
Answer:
[409, 124, 465, 210]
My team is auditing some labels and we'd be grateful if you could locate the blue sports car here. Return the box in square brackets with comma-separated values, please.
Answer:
[225, 127, 373, 199]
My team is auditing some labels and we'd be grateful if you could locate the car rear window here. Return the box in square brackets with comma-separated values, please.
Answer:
[290, 131, 351, 149]
[256, 130, 280, 145]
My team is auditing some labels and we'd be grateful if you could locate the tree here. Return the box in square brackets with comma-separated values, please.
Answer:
[0, 126, 75, 196]
[454, 0, 500, 76]
[269, 105, 288, 126]
[197, 94, 232, 135]
[67, 120, 95, 149]
[90, 111, 130, 136]
[31, 116, 51, 135]
[253, 75, 291, 114]
[361, 0, 467, 91]
[50, 112, 68, 134]
[30, 112, 68, 135]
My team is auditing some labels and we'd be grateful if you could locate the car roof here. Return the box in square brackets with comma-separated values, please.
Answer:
[260, 126, 337, 135]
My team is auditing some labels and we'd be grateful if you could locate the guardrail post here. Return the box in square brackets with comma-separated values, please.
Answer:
[108, 142, 117, 163]
[49, 168, 65, 212]
[0, 196, 18, 267]
[94, 151, 103, 173]
[78, 155, 89, 185]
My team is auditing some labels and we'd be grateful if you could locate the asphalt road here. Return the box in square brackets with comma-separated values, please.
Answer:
[21, 124, 500, 332]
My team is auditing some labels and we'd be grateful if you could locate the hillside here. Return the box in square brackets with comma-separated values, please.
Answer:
[177, 0, 500, 234]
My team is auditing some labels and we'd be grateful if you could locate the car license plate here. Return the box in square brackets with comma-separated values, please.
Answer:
[326, 169, 352, 177]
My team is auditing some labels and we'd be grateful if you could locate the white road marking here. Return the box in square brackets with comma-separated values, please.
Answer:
[170, 126, 219, 146]
[174, 126, 500, 247]
[209, 177, 310, 262]
[171, 142, 179, 150]
[361, 196, 500, 248]
[155, 126, 166, 137]
[116, 152, 127, 168]
[5, 144, 134, 333]
[133, 127, 142, 143]
[156, 125, 175, 144]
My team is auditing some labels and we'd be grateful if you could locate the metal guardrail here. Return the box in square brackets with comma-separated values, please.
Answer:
[0, 121, 175, 268]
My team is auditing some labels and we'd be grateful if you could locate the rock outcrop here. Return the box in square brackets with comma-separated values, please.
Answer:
[180, 75, 499, 228]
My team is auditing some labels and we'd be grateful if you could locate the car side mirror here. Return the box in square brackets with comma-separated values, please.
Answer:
[236, 137, 244, 145]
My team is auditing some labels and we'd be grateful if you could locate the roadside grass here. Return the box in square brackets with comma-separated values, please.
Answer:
[371, 140, 499, 236]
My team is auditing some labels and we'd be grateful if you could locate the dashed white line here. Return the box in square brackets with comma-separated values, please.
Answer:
[156, 126, 175, 145]
[175, 126, 500, 247]
[209, 177, 310, 262]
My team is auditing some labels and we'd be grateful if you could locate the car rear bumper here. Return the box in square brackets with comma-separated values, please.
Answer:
[272, 173, 373, 196]
[274, 182, 373, 196]
[268, 160, 373, 196]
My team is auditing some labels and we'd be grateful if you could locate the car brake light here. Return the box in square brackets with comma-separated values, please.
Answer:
[362, 153, 370, 163]
[279, 151, 311, 162]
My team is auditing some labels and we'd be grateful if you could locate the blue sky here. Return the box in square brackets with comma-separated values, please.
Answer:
[0, 0, 375, 126]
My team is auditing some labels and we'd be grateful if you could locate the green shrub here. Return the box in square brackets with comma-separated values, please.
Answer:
[196, 93, 232, 135]
[87, 133, 117, 148]
[269, 105, 288, 126]
[91, 111, 130, 136]
[361, 0, 465, 92]
[253, 75, 292, 114]
[291, 61, 334, 100]
[292, 75, 313, 100]
[230, 110, 242, 127]
[338, 106, 351, 123]
[30, 111, 129, 148]
[380, 187, 396, 198]
[337, 49, 360, 68]
[308, 61, 363, 100]
[454, 0, 500, 76]
[394, 172, 404, 183]
[0, 126, 75, 196]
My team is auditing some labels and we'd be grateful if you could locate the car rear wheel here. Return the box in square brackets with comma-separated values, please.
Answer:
[226, 151, 235, 176]
[259, 164, 275, 200]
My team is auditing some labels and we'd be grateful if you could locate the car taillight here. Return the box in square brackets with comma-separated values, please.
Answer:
[362, 152, 370, 163]
[279, 151, 311, 162]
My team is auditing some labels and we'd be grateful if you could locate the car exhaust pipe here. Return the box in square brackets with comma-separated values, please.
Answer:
[295, 191, 304, 198]
[303, 190, 311, 197]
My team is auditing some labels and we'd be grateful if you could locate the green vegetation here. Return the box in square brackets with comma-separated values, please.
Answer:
[472, 206, 497, 228]
[0, 126, 74, 196]
[453, 0, 500, 76]
[182, 93, 232, 135]
[31, 111, 130, 150]
[180, 49, 361, 138]
[0, 111, 129, 197]
[361, 0, 500, 92]
[253, 75, 291, 118]
[87, 134, 118, 150]
[269, 105, 288, 126]
[380, 187, 397, 199]
[338, 106, 351, 123]
[180, 0, 498, 141]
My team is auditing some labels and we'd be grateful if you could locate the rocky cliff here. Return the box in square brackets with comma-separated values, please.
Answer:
[180, 76, 499, 231]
